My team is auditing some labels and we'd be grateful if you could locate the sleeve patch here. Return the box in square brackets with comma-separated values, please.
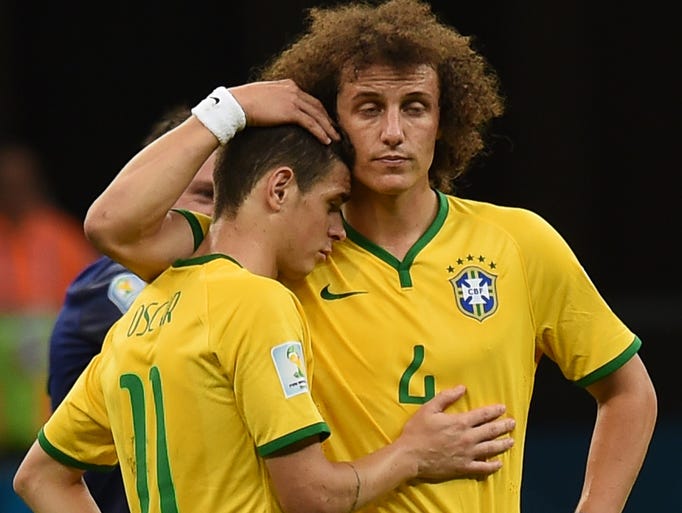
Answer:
[270, 342, 309, 398]
[107, 272, 147, 314]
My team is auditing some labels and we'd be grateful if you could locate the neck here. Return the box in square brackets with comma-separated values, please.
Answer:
[342, 185, 439, 261]
[196, 218, 279, 279]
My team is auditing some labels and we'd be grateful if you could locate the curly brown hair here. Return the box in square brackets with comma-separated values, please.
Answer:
[257, 0, 504, 193]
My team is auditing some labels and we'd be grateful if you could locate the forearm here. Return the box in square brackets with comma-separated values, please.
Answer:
[576, 362, 657, 512]
[269, 388, 515, 512]
[14, 441, 102, 513]
[268, 441, 417, 513]
[17, 480, 101, 513]
[84, 116, 217, 257]
[84, 80, 339, 279]
[347, 438, 420, 510]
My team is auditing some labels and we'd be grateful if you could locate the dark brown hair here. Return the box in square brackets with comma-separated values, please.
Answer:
[257, 0, 504, 193]
[213, 124, 353, 217]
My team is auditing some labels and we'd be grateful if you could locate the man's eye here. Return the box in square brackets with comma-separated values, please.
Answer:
[197, 187, 214, 200]
[358, 104, 380, 116]
[328, 200, 344, 212]
[404, 103, 426, 115]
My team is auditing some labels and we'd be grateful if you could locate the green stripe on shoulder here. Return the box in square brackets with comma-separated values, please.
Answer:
[574, 336, 642, 388]
[172, 208, 208, 251]
[38, 428, 118, 472]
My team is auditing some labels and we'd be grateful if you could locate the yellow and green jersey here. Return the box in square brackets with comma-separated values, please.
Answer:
[172, 192, 639, 512]
[40, 254, 329, 513]
[286, 191, 639, 513]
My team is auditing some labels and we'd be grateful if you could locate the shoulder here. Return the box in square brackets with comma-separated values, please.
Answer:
[449, 195, 546, 224]
[195, 256, 301, 310]
[69, 256, 126, 282]
[192, 261, 307, 338]
[449, 195, 564, 245]
[65, 256, 147, 314]
[237, 270, 299, 309]
[218, 268, 299, 315]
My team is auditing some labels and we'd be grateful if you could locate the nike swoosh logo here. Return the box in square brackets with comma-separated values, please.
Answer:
[320, 284, 367, 301]
[209, 96, 220, 105]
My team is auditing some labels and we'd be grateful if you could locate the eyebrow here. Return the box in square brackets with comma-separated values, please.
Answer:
[350, 90, 434, 102]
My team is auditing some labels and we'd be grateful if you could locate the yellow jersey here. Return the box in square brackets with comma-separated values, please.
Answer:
[40, 254, 329, 513]
[286, 192, 638, 513]
[154, 195, 639, 512]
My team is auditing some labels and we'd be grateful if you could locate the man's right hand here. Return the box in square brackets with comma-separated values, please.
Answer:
[397, 385, 515, 480]
[229, 79, 339, 144]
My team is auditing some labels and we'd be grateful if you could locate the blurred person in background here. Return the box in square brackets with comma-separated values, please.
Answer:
[45, 105, 215, 513]
[0, 140, 97, 311]
[0, 139, 97, 512]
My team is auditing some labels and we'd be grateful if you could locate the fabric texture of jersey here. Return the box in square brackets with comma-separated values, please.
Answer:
[182, 194, 640, 513]
[287, 191, 639, 513]
[48, 256, 146, 409]
[41, 254, 329, 513]
[47, 255, 146, 513]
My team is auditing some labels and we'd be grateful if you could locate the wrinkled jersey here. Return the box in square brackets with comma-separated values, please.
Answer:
[183, 193, 639, 513]
[286, 192, 638, 513]
[41, 254, 329, 513]
[47, 255, 146, 513]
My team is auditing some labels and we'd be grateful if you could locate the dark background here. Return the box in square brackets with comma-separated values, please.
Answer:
[1, 1, 679, 511]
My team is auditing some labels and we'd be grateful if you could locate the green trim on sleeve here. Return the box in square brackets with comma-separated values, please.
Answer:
[171, 208, 207, 251]
[574, 336, 642, 388]
[37, 428, 118, 472]
[257, 422, 331, 457]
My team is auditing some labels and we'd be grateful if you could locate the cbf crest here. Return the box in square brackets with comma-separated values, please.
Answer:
[450, 266, 498, 321]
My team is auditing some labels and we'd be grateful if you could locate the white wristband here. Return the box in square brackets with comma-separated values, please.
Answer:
[191, 86, 246, 145]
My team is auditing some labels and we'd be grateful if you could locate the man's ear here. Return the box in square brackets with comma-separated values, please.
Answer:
[265, 166, 296, 211]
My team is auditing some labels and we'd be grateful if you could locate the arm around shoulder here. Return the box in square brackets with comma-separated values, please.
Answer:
[84, 116, 216, 281]
[266, 387, 515, 513]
